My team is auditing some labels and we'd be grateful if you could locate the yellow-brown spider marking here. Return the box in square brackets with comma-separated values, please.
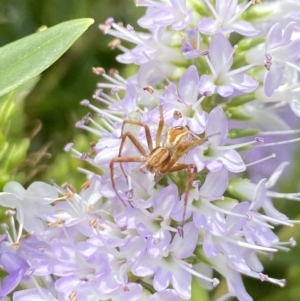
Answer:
[110, 105, 209, 233]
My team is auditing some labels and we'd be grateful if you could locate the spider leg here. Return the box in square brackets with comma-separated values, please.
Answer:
[121, 120, 153, 151]
[166, 163, 198, 236]
[117, 131, 149, 186]
[110, 156, 146, 205]
[155, 104, 164, 148]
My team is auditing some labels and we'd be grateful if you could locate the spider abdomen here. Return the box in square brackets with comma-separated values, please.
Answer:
[147, 147, 171, 172]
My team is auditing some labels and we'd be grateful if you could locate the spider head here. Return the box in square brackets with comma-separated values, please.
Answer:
[164, 126, 189, 150]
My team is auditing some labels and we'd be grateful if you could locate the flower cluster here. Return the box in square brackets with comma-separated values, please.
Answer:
[1, 1, 300, 301]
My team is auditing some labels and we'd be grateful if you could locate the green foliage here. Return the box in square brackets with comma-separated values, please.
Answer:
[191, 276, 209, 301]
[0, 18, 94, 97]
[0, 78, 39, 190]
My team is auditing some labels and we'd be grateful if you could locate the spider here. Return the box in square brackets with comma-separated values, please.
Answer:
[109, 105, 210, 231]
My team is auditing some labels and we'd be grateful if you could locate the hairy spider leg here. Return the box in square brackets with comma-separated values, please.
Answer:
[161, 137, 209, 235]
[112, 120, 155, 204]
[118, 120, 154, 185]
[155, 104, 164, 148]
[121, 120, 153, 152]
[110, 156, 146, 205]
[166, 163, 197, 234]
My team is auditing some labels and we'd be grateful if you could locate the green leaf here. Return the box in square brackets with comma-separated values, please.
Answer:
[0, 18, 94, 97]
[191, 276, 210, 301]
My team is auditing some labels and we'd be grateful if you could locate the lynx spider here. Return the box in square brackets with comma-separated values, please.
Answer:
[110, 105, 210, 230]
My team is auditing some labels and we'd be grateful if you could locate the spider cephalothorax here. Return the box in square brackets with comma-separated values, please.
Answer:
[110, 105, 209, 230]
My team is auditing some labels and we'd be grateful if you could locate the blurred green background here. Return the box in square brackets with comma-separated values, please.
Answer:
[0, 0, 143, 186]
[0, 1, 300, 301]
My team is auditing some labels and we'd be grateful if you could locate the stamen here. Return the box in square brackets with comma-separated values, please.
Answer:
[105, 18, 114, 26]
[142, 52, 171, 84]
[111, 22, 144, 44]
[260, 129, 300, 135]
[224, 236, 278, 252]
[227, 62, 259, 76]
[126, 188, 133, 200]
[108, 38, 121, 50]
[64, 142, 74, 152]
[205, 56, 217, 78]
[216, 138, 260, 150]
[255, 137, 300, 148]
[143, 86, 155, 94]
[266, 191, 300, 201]
[202, 0, 219, 20]
[127, 24, 134, 31]
[92, 67, 105, 75]
[258, 214, 293, 227]
[206, 201, 247, 219]
[246, 153, 276, 167]
[84, 102, 122, 122]
[8, 213, 17, 241]
[218, 45, 238, 76]
[279, 60, 300, 73]
[227, 0, 253, 24]
[192, 95, 206, 110]
[174, 256, 220, 286]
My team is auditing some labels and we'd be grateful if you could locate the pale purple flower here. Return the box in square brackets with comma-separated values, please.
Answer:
[246, 22, 300, 97]
[0, 181, 57, 234]
[132, 222, 199, 299]
[181, 29, 208, 59]
[137, 0, 192, 31]
[186, 106, 246, 173]
[157, 66, 208, 133]
[198, 0, 259, 36]
[198, 33, 258, 98]
[1, 1, 300, 300]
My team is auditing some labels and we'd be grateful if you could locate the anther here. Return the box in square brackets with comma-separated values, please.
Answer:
[203, 91, 212, 97]
[143, 86, 155, 94]
[109, 68, 119, 77]
[82, 113, 92, 124]
[92, 67, 105, 75]
[255, 137, 264, 143]
[62, 183, 76, 193]
[99, 24, 111, 34]
[126, 24, 134, 31]
[173, 110, 183, 120]
[212, 278, 220, 287]
[192, 180, 201, 188]
[111, 87, 120, 94]
[154, 172, 163, 182]
[259, 273, 269, 282]
[105, 18, 114, 25]
[89, 219, 99, 228]
[24, 268, 35, 277]
[289, 237, 296, 247]
[80, 153, 88, 160]
[178, 226, 184, 238]
[108, 38, 121, 49]
[75, 120, 85, 128]
[69, 291, 77, 301]
[5, 210, 16, 217]
[80, 99, 90, 106]
[126, 189, 134, 199]
[246, 212, 252, 221]
[154, 238, 161, 245]
[82, 180, 92, 190]
[119, 224, 128, 231]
